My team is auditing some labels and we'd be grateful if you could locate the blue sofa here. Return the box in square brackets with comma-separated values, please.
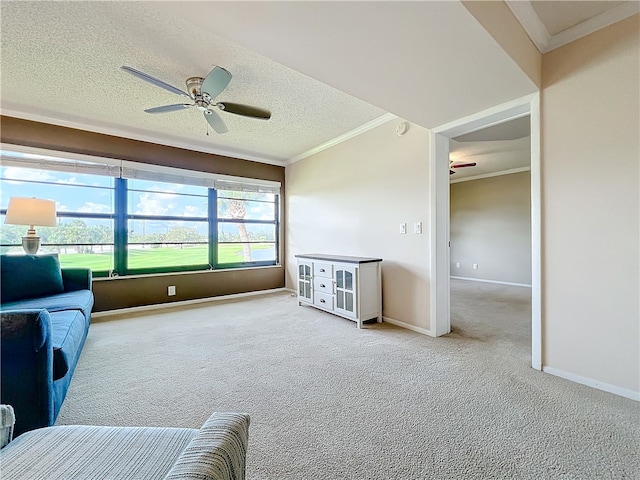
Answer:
[0, 254, 93, 436]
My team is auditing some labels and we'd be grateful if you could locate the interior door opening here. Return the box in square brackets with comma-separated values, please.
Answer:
[430, 94, 541, 370]
[448, 116, 533, 359]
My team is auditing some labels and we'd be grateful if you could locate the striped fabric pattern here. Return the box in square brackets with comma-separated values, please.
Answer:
[0, 425, 198, 479]
[0, 404, 15, 448]
[164, 412, 250, 480]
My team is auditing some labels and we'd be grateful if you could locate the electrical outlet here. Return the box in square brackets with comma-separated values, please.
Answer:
[455, 262, 461, 268]
[168, 285, 176, 296]
[400, 223, 407, 234]
[473, 264, 478, 270]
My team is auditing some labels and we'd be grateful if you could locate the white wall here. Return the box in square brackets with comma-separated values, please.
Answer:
[286, 120, 432, 331]
[450, 171, 531, 285]
[541, 15, 639, 396]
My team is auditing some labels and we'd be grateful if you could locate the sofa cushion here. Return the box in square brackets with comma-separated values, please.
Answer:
[1, 254, 64, 303]
[48, 310, 88, 381]
[0, 425, 198, 479]
[0, 290, 94, 329]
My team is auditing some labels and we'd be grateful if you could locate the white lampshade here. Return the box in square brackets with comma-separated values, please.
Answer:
[5, 197, 57, 227]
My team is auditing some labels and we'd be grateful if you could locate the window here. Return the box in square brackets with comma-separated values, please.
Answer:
[217, 190, 278, 266]
[1, 165, 116, 272]
[126, 178, 210, 273]
[0, 149, 280, 276]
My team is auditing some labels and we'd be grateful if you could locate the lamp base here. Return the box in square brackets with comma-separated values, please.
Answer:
[22, 236, 41, 255]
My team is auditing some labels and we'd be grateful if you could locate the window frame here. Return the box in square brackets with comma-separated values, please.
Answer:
[0, 151, 281, 276]
[215, 191, 280, 268]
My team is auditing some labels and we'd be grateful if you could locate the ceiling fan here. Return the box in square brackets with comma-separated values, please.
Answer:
[450, 160, 477, 175]
[121, 65, 271, 134]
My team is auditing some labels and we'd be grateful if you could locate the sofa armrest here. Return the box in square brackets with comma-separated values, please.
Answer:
[0, 310, 54, 437]
[163, 412, 250, 480]
[62, 268, 92, 292]
[0, 404, 15, 448]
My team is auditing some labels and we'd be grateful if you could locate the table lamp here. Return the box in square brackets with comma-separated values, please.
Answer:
[4, 197, 57, 254]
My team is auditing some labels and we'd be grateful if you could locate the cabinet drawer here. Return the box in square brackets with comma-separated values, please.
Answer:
[314, 291, 334, 310]
[313, 277, 333, 294]
[314, 262, 333, 278]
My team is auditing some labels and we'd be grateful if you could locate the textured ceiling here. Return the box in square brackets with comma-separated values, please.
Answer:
[0, 2, 387, 165]
[3, 1, 622, 168]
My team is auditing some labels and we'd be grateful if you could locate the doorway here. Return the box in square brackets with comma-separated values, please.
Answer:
[429, 93, 541, 370]
[449, 116, 532, 358]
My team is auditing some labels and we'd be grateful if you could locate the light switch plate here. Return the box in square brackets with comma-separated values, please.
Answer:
[400, 223, 407, 234]
[414, 222, 422, 234]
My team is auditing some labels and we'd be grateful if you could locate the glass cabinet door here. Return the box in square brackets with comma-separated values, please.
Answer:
[334, 265, 356, 318]
[298, 262, 312, 302]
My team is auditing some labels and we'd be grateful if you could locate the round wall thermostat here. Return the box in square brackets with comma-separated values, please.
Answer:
[396, 121, 409, 136]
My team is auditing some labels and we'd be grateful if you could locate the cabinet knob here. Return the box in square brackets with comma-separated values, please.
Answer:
[320, 299, 325, 303]
[320, 269, 325, 272]
[320, 284, 325, 288]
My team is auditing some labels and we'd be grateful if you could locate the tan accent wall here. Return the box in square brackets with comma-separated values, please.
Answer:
[463, 0, 541, 88]
[1, 116, 286, 311]
[450, 172, 531, 285]
[286, 120, 431, 331]
[92, 267, 283, 312]
[541, 15, 639, 393]
[0, 116, 283, 182]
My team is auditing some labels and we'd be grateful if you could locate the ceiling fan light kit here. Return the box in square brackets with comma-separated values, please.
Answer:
[121, 65, 271, 135]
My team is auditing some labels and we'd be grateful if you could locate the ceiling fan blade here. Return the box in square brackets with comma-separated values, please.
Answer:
[201, 66, 232, 101]
[217, 102, 271, 120]
[144, 104, 193, 114]
[204, 109, 228, 134]
[121, 66, 191, 98]
[451, 162, 477, 168]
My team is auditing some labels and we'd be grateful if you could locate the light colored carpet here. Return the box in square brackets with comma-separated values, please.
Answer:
[57, 280, 639, 479]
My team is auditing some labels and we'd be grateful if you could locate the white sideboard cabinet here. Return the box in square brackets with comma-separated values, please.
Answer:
[295, 254, 382, 328]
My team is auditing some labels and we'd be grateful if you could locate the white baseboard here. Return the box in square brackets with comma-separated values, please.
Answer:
[92, 288, 289, 319]
[383, 316, 434, 337]
[543, 366, 640, 401]
[450, 276, 532, 288]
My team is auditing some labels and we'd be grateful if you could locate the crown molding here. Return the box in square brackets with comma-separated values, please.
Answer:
[449, 166, 530, 184]
[286, 113, 397, 165]
[506, 1, 640, 54]
[0, 106, 286, 166]
[545, 2, 640, 52]
[505, 1, 550, 53]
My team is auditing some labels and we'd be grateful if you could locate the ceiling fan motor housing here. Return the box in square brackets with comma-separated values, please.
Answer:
[186, 77, 212, 111]
[185, 77, 204, 98]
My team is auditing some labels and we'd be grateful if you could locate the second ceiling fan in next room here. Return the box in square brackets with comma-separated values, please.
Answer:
[449, 160, 476, 175]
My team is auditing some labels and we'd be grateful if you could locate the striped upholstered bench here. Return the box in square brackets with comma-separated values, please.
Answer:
[0, 411, 250, 480]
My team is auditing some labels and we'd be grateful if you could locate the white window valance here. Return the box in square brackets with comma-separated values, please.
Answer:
[0, 144, 281, 194]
